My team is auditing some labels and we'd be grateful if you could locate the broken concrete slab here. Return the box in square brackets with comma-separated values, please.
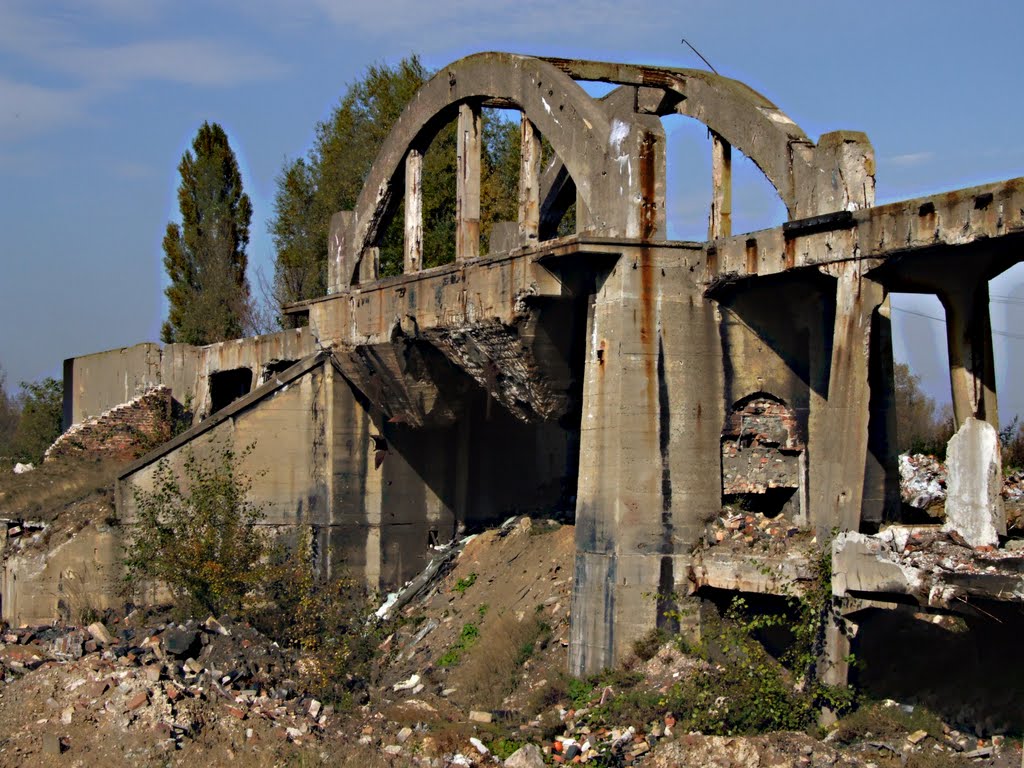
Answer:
[944, 417, 1005, 547]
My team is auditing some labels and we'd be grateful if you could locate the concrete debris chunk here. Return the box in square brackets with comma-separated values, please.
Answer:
[161, 626, 199, 657]
[944, 418, 1004, 547]
[468, 709, 492, 723]
[392, 673, 420, 691]
[504, 744, 546, 768]
[87, 622, 115, 646]
[41, 733, 62, 755]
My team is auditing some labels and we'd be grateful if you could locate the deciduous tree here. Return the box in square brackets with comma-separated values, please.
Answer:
[10, 377, 62, 464]
[269, 56, 527, 318]
[162, 122, 253, 345]
[0, 365, 22, 466]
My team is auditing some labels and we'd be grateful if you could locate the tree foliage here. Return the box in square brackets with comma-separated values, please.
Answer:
[893, 363, 953, 455]
[123, 443, 267, 616]
[9, 377, 62, 464]
[162, 122, 253, 345]
[0, 366, 22, 466]
[269, 56, 530, 318]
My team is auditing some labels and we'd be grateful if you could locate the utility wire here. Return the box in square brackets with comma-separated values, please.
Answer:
[891, 306, 1024, 340]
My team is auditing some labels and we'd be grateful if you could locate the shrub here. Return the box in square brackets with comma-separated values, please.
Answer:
[250, 531, 381, 707]
[122, 442, 267, 616]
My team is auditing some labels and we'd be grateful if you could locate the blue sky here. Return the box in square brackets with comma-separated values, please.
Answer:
[2, 0, 1023, 421]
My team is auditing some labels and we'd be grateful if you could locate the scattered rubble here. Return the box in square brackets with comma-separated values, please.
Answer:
[899, 451, 1024, 530]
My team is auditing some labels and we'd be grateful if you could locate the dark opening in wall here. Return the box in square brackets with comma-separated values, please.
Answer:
[209, 368, 253, 414]
[262, 359, 298, 383]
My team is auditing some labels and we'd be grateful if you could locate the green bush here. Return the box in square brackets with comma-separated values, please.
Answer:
[122, 442, 267, 616]
[259, 533, 380, 706]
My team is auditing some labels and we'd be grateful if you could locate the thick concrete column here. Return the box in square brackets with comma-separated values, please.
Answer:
[404, 149, 423, 273]
[939, 280, 999, 431]
[519, 115, 541, 246]
[570, 247, 723, 675]
[456, 103, 481, 262]
[808, 262, 887, 534]
[708, 132, 731, 241]
[863, 297, 900, 526]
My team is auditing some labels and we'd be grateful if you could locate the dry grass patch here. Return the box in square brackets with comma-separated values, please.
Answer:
[448, 610, 550, 711]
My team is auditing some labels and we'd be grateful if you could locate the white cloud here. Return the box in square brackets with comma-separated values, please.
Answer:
[888, 151, 933, 167]
[0, 76, 88, 139]
[58, 39, 286, 88]
[0, 1, 287, 139]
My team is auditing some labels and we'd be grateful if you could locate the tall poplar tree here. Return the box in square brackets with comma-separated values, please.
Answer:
[162, 122, 253, 345]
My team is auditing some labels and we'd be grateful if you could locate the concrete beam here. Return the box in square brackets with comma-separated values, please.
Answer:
[941, 280, 999, 430]
[404, 149, 423, 274]
[704, 177, 1024, 282]
[456, 103, 482, 262]
[708, 132, 731, 241]
[519, 115, 541, 246]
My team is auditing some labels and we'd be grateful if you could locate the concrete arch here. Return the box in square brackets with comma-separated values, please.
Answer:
[347, 52, 623, 285]
[542, 58, 871, 220]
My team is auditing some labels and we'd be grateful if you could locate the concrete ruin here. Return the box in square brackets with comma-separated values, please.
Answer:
[50, 53, 1024, 681]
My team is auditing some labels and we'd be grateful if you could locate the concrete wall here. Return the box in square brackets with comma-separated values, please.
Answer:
[118, 363, 328, 530]
[2, 524, 121, 625]
[64, 328, 317, 430]
[64, 343, 164, 428]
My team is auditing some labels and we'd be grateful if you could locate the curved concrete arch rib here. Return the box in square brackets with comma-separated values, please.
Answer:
[543, 57, 875, 225]
[343, 52, 620, 287]
[541, 57, 812, 217]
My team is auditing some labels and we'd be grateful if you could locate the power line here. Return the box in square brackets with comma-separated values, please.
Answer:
[891, 306, 1024, 340]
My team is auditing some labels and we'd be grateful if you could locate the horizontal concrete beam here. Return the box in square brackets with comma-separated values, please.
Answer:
[704, 177, 1024, 284]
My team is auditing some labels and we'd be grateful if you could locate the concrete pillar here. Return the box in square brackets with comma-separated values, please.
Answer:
[519, 115, 541, 246]
[404, 149, 423, 273]
[939, 280, 999, 431]
[570, 246, 723, 675]
[863, 297, 900, 526]
[708, 132, 731, 241]
[808, 262, 886, 534]
[456, 103, 481, 262]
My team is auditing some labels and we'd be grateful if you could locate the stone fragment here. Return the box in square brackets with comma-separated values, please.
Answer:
[383, 745, 403, 755]
[504, 744, 546, 768]
[468, 710, 492, 723]
[126, 691, 149, 710]
[308, 699, 321, 718]
[204, 616, 229, 635]
[469, 736, 488, 755]
[396, 726, 413, 744]
[161, 627, 198, 657]
[143, 664, 162, 682]
[42, 733, 62, 755]
[944, 418, 1004, 547]
[907, 729, 929, 744]
[87, 622, 115, 646]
